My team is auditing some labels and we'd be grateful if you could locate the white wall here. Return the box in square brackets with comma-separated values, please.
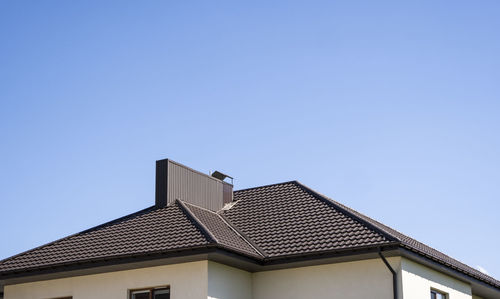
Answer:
[252, 257, 400, 299]
[5, 258, 485, 299]
[207, 261, 252, 299]
[400, 257, 472, 299]
[5, 261, 208, 299]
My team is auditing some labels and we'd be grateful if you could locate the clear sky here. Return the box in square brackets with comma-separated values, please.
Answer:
[1, 1, 499, 279]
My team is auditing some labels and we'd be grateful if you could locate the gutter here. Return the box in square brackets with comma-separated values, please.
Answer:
[379, 249, 397, 299]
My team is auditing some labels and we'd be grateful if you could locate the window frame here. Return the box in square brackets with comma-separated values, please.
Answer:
[129, 286, 170, 299]
[430, 288, 447, 299]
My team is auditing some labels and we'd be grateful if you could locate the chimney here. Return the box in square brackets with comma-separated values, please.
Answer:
[155, 159, 233, 211]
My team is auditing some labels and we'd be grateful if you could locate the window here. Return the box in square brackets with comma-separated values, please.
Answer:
[431, 289, 447, 299]
[131, 287, 170, 299]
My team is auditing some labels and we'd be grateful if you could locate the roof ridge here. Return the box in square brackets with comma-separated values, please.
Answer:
[0, 205, 157, 266]
[176, 200, 218, 244]
[234, 180, 298, 193]
[293, 181, 401, 244]
[182, 201, 266, 258]
[306, 185, 500, 285]
[293, 181, 500, 288]
[217, 213, 267, 258]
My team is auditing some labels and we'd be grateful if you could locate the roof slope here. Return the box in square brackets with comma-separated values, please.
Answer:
[224, 181, 394, 257]
[0, 181, 498, 290]
[228, 181, 500, 288]
[179, 201, 263, 258]
[324, 192, 500, 288]
[0, 203, 210, 274]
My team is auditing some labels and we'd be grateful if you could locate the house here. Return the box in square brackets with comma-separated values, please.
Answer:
[0, 159, 499, 299]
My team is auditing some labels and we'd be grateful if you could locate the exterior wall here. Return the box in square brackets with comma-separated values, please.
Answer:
[4, 261, 208, 299]
[401, 257, 472, 299]
[208, 261, 252, 299]
[252, 257, 400, 299]
[3, 258, 487, 299]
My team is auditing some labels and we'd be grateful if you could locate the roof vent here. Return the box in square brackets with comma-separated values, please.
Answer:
[211, 170, 233, 184]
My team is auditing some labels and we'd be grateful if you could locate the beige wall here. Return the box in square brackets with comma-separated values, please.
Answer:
[207, 261, 252, 299]
[5, 258, 401, 299]
[4, 258, 486, 299]
[4, 261, 208, 299]
[400, 257, 472, 299]
[252, 257, 400, 299]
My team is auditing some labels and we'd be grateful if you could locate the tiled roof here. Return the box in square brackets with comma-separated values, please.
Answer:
[0, 181, 498, 290]
[224, 181, 394, 257]
[329, 197, 500, 289]
[179, 201, 262, 258]
[0, 203, 210, 274]
[278, 181, 500, 288]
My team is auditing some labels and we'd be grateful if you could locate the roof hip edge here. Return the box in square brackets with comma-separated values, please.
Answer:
[217, 213, 268, 258]
[293, 181, 401, 244]
[176, 200, 218, 244]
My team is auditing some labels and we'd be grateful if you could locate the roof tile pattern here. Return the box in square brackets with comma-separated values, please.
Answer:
[224, 182, 392, 257]
[0, 180, 498, 290]
[331, 199, 500, 288]
[0, 203, 209, 273]
[294, 182, 500, 288]
[182, 202, 261, 258]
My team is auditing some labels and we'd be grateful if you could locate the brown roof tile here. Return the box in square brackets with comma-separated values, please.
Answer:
[327, 195, 500, 288]
[224, 181, 393, 257]
[293, 181, 500, 288]
[0, 203, 210, 274]
[1, 180, 498, 291]
[180, 201, 263, 258]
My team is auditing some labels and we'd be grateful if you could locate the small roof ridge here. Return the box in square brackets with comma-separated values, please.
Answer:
[293, 181, 500, 289]
[176, 199, 218, 244]
[293, 181, 401, 244]
[180, 200, 266, 258]
[217, 213, 267, 258]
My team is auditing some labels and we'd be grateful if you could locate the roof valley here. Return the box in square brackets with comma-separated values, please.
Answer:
[176, 199, 218, 244]
[217, 213, 267, 258]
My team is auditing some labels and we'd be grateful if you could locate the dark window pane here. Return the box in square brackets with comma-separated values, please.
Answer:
[132, 291, 150, 299]
[154, 294, 169, 299]
[430, 291, 436, 299]
[154, 288, 170, 299]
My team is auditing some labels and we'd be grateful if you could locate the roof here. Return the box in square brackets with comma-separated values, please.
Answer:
[223, 181, 394, 257]
[0, 203, 210, 274]
[179, 201, 262, 258]
[227, 181, 500, 288]
[1, 181, 498, 290]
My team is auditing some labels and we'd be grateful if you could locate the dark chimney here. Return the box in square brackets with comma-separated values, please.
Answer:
[154, 159, 233, 211]
[155, 159, 169, 207]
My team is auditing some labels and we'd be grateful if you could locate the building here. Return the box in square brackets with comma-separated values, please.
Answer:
[0, 159, 498, 299]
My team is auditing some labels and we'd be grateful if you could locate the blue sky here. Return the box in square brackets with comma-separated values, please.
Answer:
[1, 1, 499, 278]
